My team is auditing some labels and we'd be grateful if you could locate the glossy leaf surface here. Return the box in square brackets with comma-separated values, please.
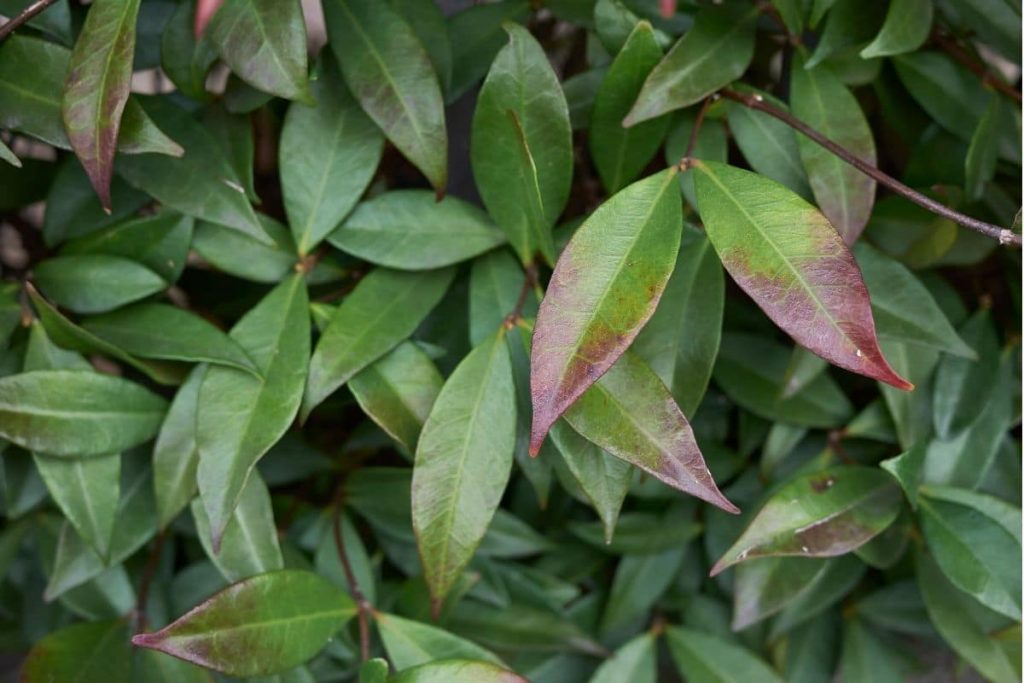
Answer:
[132, 570, 355, 677]
[324, 0, 447, 192]
[530, 168, 681, 452]
[693, 160, 910, 390]
[712, 466, 901, 575]
[376, 612, 503, 671]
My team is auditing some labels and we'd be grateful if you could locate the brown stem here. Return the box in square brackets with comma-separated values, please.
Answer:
[685, 96, 716, 159]
[133, 530, 168, 632]
[720, 88, 1022, 248]
[503, 262, 539, 328]
[755, 0, 799, 44]
[0, 0, 59, 41]
[332, 492, 372, 662]
[931, 29, 1022, 104]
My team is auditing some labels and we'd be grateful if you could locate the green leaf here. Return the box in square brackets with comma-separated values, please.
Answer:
[692, 161, 909, 389]
[711, 466, 902, 575]
[570, 509, 701, 554]
[391, 0, 453, 96]
[324, 0, 447, 193]
[964, 95, 1003, 201]
[27, 283, 184, 386]
[34, 452, 120, 560]
[303, 267, 452, 419]
[860, 0, 932, 58]
[880, 443, 926, 508]
[446, 1, 530, 102]
[549, 421, 630, 544]
[33, 254, 166, 314]
[804, 0, 886, 68]
[160, 1, 217, 100]
[390, 660, 528, 683]
[23, 317, 91, 372]
[0, 138, 20, 167]
[624, 5, 757, 125]
[134, 648, 217, 683]
[918, 485, 1021, 620]
[769, 554, 866, 636]
[933, 310, 1000, 438]
[116, 97, 269, 245]
[603, 547, 685, 632]
[632, 226, 724, 418]
[81, 303, 258, 374]
[315, 512, 376, 603]
[153, 365, 204, 528]
[207, 0, 311, 102]
[469, 250, 537, 346]
[191, 215, 300, 284]
[893, 51, 987, 143]
[0, 370, 166, 456]
[472, 23, 572, 266]
[943, 0, 1021, 60]
[726, 85, 812, 199]
[447, 601, 604, 656]
[132, 570, 355, 677]
[840, 618, 904, 683]
[732, 557, 828, 630]
[591, 632, 656, 683]
[529, 168, 681, 452]
[789, 57, 876, 243]
[917, 551, 1019, 683]
[783, 610, 841, 683]
[855, 242, 976, 358]
[280, 60, 382, 255]
[564, 350, 736, 512]
[61, 210, 192, 283]
[60, 0, 142, 209]
[359, 659, 389, 683]
[329, 191, 505, 270]
[349, 341, 443, 455]
[192, 472, 283, 582]
[590, 22, 669, 193]
[21, 619, 131, 683]
[666, 626, 783, 683]
[376, 612, 504, 671]
[564, 67, 607, 131]
[412, 330, 516, 610]
[196, 275, 309, 548]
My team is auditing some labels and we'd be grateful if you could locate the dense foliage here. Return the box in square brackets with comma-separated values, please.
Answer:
[0, 0, 1021, 681]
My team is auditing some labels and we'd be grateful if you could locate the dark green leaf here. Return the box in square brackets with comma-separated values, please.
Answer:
[21, 619, 131, 683]
[81, 304, 257, 374]
[324, 0, 447, 192]
[624, 5, 757, 124]
[33, 255, 166, 314]
[132, 570, 355, 677]
[861, 0, 933, 58]
[570, 509, 701, 554]
[196, 275, 309, 548]
[329, 191, 505, 269]
[840, 618, 904, 683]
[590, 632, 656, 683]
[153, 365, 204, 528]
[61, 210, 192, 283]
[191, 215, 300, 284]
[280, 60, 382, 255]
[602, 546, 684, 632]
[303, 267, 453, 418]
[389, 659, 528, 683]
[34, 452, 120, 560]
[880, 443, 926, 508]
[412, 331, 516, 610]
[666, 626, 783, 683]
[965, 95, 1003, 201]
[732, 557, 828, 630]
[376, 612, 504, 671]
[472, 23, 572, 265]
[446, 1, 530, 102]
[711, 466, 901, 575]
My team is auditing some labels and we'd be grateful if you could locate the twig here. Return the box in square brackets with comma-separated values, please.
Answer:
[503, 262, 539, 328]
[720, 88, 1022, 248]
[755, 0, 799, 44]
[931, 29, 1022, 104]
[685, 96, 717, 159]
[133, 530, 168, 632]
[332, 491, 372, 662]
[0, 0, 59, 41]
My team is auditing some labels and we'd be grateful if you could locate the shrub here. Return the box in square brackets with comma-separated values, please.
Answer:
[0, 0, 1020, 681]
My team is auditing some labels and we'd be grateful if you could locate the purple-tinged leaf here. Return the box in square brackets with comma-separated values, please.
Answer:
[711, 466, 902, 576]
[692, 160, 912, 391]
[132, 570, 355, 677]
[529, 168, 682, 454]
[61, 0, 142, 211]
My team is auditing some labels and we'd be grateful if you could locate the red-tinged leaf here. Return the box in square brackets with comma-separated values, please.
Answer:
[529, 168, 682, 454]
[563, 350, 738, 513]
[62, 0, 142, 212]
[691, 160, 912, 391]
[710, 466, 902, 576]
[131, 570, 355, 677]
[195, 0, 224, 38]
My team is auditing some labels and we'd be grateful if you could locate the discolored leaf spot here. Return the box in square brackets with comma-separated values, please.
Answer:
[61, 0, 141, 211]
[131, 570, 355, 677]
[711, 466, 902, 576]
[692, 160, 911, 391]
[529, 168, 682, 454]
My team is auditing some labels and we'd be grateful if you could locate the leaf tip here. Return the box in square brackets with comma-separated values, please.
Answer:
[131, 632, 160, 650]
[708, 557, 732, 577]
